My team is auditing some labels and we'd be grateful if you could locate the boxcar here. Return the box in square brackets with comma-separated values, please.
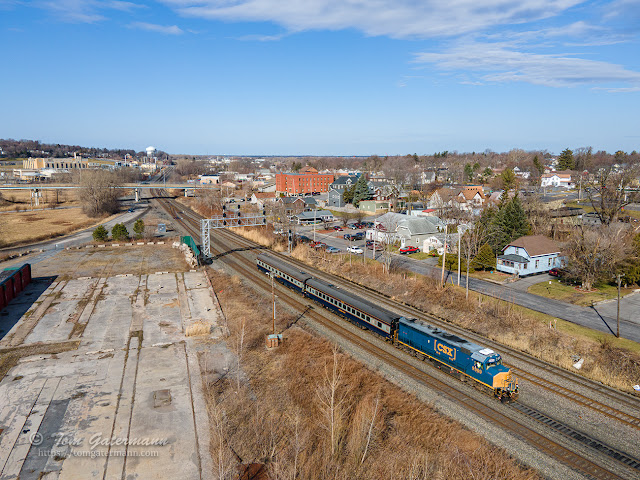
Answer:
[0, 264, 33, 312]
[304, 277, 400, 339]
[397, 317, 518, 399]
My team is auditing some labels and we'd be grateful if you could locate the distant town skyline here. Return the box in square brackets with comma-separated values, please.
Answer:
[1, 0, 639, 155]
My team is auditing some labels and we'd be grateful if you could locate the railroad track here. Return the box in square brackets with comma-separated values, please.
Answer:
[153, 191, 640, 480]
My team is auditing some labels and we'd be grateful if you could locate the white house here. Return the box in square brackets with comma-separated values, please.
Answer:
[541, 171, 573, 188]
[497, 235, 563, 276]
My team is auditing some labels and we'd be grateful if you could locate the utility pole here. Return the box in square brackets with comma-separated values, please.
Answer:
[272, 274, 276, 335]
[616, 273, 622, 338]
[457, 230, 461, 286]
[441, 237, 447, 286]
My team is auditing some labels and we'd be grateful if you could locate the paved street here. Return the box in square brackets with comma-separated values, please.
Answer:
[394, 256, 640, 343]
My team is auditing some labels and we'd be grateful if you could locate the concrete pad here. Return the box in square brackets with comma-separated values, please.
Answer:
[0, 270, 214, 480]
[124, 343, 199, 479]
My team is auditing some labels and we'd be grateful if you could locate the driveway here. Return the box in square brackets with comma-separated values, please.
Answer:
[508, 273, 554, 292]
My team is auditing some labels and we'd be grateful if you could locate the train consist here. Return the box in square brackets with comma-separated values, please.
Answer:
[257, 253, 518, 401]
[0, 264, 32, 312]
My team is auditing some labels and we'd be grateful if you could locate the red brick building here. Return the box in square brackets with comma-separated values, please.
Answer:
[275, 166, 334, 196]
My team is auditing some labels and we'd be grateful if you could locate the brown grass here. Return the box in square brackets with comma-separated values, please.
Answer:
[186, 320, 212, 336]
[289, 247, 640, 394]
[0, 189, 80, 212]
[0, 207, 113, 248]
[202, 268, 541, 480]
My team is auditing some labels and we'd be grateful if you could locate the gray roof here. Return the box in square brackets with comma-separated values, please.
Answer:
[498, 254, 530, 263]
[330, 174, 360, 186]
[294, 210, 334, 219]
[376, 212, 440, 236]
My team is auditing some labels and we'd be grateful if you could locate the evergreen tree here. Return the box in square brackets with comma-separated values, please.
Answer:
[500, 168, 517, 191]
[464, 163, 474, 182]
[92, 225, 108, 242]
[471, 243, 496, 271]
[133, 219, 145, 239]
[533, 155, 544, 175]
[342, 184, 356, 204]
[557, 148, 574, 170]
[352, 175, 371, 207]
[485, 196, 531, 254]
[111, 223, 129, 241]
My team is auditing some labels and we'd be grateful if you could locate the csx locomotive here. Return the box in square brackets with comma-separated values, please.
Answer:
[257, 253, 518, 401]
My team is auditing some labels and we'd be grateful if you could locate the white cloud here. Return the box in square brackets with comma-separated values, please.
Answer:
[413, 41, 640, 90]
[159, 0, 584, 39]
[38, 0, 143, 23]
[129, 21, 184, 34]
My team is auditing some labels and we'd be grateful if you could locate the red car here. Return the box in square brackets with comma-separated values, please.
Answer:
[311, 242, 326, 249]
[399, 246, 420, 254]
[333, 226, 343, 231]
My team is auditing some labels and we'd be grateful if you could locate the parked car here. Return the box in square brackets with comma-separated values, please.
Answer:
[296, 235, 312, 243]
[333, 226, 343, 231]
[354, 232, 365, 240]
[311, 242, 326, 249]
[347, 246, 364, 254]
[326, 246, 341, 253]
[343, 234, 352, 240]
[349, 224, 359, 230]
[399, 246, 420, 254]
[548, 267, 567, 277]
[367, 244, 383, 251]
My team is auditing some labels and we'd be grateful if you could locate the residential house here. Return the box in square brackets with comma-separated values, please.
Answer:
[428, 185, 485, 214]
[370, 212, 441, 249]
[327, 174, 360, 207]
[541, 171, 573, 188]
[359, 200, 389, 213]
[275, 196, 317, 216]
[496, 235, 563, 276]
[250, 192, 277, 209]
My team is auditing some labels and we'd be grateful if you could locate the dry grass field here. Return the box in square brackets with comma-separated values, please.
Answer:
[0, 188, 80, 212]
[0, 207, 105, 247]
[202, 269, 541, 480]
[229, 228, 640, 393]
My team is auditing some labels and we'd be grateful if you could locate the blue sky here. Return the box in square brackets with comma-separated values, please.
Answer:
[1, 0, 639, 155]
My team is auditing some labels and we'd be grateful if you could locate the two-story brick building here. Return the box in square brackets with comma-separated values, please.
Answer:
[275, 166, 334, 196]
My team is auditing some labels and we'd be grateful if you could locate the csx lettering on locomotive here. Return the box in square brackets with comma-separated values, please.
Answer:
[435, 341, 456, 360]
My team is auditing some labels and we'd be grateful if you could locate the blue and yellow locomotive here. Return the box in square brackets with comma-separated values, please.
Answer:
[257, 253, 519, 401]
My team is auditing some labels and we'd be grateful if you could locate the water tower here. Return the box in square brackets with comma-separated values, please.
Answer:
[146, 146, 156, 158]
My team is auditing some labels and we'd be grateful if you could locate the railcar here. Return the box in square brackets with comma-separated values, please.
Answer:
[397, 318, 518, 401]
[257, 254, 312, 293]
[305, 277, 399, 338]
[0, 264, 32, 312]
[255, 255, 518, 401]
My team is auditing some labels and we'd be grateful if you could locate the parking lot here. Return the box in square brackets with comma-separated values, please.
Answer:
[293, 221, 377, 256]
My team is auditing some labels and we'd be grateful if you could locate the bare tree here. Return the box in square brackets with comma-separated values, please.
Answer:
[461, 224, 486, 300]
[563, 225, 629, 290]
[316, 346, 350, 457]
[77, 170, 121, 217]
[198, 188, 223, 217]
[586, 165, 640, 225]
